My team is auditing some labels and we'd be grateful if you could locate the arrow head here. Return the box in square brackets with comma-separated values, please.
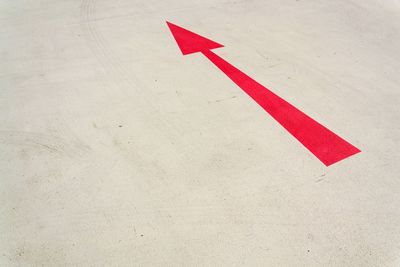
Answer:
[166, 21, 224, 55]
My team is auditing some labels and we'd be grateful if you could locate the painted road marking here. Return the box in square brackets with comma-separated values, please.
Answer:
[166, 21, 360, 166]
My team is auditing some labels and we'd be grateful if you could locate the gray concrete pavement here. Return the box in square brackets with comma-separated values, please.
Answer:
[1, 0, 400, 265]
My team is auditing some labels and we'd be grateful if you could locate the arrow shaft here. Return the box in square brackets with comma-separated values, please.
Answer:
[202, 50, 360, 166]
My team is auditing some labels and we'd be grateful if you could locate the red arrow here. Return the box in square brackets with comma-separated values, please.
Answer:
[166, 21, 360, 166]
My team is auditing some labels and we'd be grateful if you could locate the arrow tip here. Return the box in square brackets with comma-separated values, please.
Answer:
[166, 21, 224, 55]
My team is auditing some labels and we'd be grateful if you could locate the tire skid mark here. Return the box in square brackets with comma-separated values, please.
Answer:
[79, 0, 181, 139]
[0, 130, 87, 158]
